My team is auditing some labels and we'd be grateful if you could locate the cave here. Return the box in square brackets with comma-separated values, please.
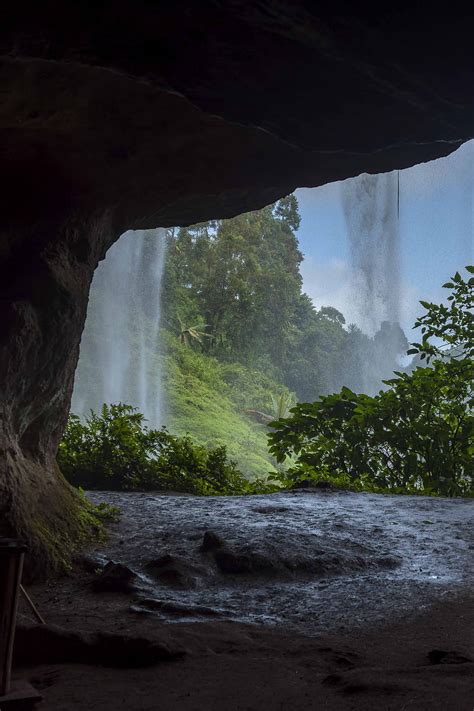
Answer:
[2, 2, 474, 564]
[1, 4, 473, 707]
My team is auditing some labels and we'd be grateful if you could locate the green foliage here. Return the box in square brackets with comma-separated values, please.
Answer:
[59, 403, 272, 495]
[269, 364, 473, 496]
[408, 265, 474, 361]
[270, 391, 297, 420]
[174, 315, 214, 349]
[273, 194, 301, 231]
[74, 194, 412, 486]
[77, 488, 121, 523]
[269, 269, 474, 497]
[163, 331, 289, 479]
[162, 199, 304, 371]
[269, 464, 380, 493]
[30, 486, 118, 575]
[162, 198, 410, 403]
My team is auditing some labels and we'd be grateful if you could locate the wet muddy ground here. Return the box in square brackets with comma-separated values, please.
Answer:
[88, 490, 474, 635]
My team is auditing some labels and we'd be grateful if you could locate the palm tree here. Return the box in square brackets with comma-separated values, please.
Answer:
[270, 392, 297, 420]
[177, 316, 214, 349]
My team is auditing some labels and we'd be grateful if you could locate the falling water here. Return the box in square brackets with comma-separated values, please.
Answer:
[72, 228, 167, 426]
[341, 172, 406, 393]
[342, 172, 400, 335]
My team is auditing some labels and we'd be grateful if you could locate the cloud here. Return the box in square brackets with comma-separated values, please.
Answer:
[301, 256, 354, 318]
[300, 256, 424, 335]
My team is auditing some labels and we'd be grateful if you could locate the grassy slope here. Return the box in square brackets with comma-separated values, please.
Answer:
[162, 334, 284, 480]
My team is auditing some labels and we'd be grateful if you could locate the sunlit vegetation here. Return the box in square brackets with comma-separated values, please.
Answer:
[59, 404, 273, 495]
[157, 196, 409, 476]
[162, 331, 288, 479]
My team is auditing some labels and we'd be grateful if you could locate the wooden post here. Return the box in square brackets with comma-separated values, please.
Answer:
[20, 585, 45, 626]
[0, 539, 27, 696]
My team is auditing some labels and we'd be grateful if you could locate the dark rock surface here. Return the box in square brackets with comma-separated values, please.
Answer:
[294, 480, 340, 491]
[92, 561, 138, 594]
[73, 554, 106, 574]
[427, 649, 473, 665]
[14, 623, 185, 667]
[2, 3, 473, 188]
[16, 594, 474, 710]
[214, 549, 277, 575]
[130, 598, 220, 618]
[1, 4, 474, 565]
[201, 531, 225, 552]
[86, 490, 473, 634]
[145, 555, 204, 590]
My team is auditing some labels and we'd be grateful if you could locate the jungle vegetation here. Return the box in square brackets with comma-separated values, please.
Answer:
[269, 267, 474, 496]
[62, 196, 472, 496]
[161, 196, 408, 402]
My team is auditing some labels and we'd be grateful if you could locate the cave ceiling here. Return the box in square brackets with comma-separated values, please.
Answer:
[1, 1, 473, 232]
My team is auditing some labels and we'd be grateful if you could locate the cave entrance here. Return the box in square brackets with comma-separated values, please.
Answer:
[69, 141, 473, 488]
[51, 142, 474, 646]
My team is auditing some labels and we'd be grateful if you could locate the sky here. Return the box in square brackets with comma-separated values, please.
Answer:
[295, 140, 474, 336]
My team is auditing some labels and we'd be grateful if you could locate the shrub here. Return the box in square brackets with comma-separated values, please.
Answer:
[59, 403, 270, 495]
[269, 267, 474, 497]
[269, 362, 473, 496]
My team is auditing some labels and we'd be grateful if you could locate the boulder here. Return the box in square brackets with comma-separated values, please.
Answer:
[214, 549, 276, 575]
[145, 555, 203, 589]
[92, 561, 137, 594]
[201, 531, 224, 552]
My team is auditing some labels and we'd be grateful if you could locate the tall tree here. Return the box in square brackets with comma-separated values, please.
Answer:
[162, 195, 410, 401]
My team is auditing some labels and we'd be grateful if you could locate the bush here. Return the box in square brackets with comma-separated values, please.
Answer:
[58, 403, 272, 495]
[269, 362, 473, 496]
[269, 267, 474, 497]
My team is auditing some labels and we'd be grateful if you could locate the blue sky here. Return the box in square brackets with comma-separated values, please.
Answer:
[296, 140, 474, 335]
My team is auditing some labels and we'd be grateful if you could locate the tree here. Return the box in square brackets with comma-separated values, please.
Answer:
[175, 316, 213, 349]
[274, 194, 301, 231]
[270, 392, 297, 420]
[319, 306, 346, 325]
[162, 198, 304, 369]
[162, 195, 410, 402]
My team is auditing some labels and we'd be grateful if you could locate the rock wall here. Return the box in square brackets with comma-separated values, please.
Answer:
[0, 211, 114, 573]
[0, 2, 473, 569]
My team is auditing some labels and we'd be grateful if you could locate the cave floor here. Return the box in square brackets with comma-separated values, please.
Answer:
[16, 590, 474, 710]
[16, 490, 474, 709]
[84, 489, 473, 635]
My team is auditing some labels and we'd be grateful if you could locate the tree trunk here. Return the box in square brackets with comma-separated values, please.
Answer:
[0, 211, 114, 577]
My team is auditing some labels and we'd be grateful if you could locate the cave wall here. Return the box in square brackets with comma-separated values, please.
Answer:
[0, 210, 113, 571]
[0, 2, 473, 563]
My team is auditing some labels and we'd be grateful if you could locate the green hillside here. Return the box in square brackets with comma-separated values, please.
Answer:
[162, 332, 287, 479]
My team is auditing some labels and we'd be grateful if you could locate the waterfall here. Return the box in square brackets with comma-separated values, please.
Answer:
[341, 172, 400, 335]
[341, 172, 406, 393]
[72, 228, 167, 426]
